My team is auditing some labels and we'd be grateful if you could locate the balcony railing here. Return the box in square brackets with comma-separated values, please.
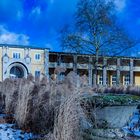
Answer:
[49, 62, 140, 72]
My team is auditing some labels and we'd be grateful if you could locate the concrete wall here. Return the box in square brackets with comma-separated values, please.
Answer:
[96, 105, 137, 128]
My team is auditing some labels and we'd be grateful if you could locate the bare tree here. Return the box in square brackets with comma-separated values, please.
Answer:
[60, 0, 137, 87]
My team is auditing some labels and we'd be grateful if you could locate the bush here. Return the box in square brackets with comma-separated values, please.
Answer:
[1, 72, 140, 137]
[1, 78, 20, 113]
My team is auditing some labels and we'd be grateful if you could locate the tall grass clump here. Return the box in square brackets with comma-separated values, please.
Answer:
[1, 71, 140, 139]
[53, 94, 87, 140]
[1, 78, 20, 113]
[14, 71, 84, 134]
[14, 78, 36, 132]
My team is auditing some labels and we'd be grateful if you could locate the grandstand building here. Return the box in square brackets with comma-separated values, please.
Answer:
[0, 44, 140, 86]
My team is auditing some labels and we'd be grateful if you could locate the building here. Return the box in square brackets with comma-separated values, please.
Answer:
[1, 44, 49, 80]
[0, 44, 140, 86]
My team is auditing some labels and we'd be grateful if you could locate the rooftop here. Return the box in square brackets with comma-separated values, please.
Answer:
[1, 44, 140, 60]
[0, 44, 50, 50]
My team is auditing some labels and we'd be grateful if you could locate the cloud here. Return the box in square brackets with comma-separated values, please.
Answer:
[30, 7, 41, 16]
[114, 0, 126, 12]
[0, 25, 29, 45]
[29, 6, 42, 20]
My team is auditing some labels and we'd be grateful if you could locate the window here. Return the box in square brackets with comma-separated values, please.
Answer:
[124, 74, 130, 85]
[35, 71, 40, 77]
[99, 74, 103, 85]
[99, 74, 108, 85]
[35, 54, 41, 60]
[112, 74, 116, 85]
[13, 52, 20, 59]
[60, 72, 65, 81]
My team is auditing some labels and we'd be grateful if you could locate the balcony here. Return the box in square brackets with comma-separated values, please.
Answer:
[134, 67, 140, 71]
[49, 62, 140, 72]
[49, 62, 89, 69]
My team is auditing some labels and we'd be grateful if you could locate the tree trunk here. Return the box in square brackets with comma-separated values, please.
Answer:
[93, 48, 99, 87]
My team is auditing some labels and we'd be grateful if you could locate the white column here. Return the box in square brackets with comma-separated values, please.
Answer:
[73, 55, 77, 73]
[2, 46, 6, 56]
[24, 48, 28, 57]
[117, 58, 120, 85]
[57, 54, 61, 66]
[28, 48, 30, 57]
[56, 54, 61, 81]
[45, 49, 49, 79]
[88, 56, 93, 86]
[130, 59, 134, 85]
[103, 58, 107, 86]
[6, 46, 9, 56]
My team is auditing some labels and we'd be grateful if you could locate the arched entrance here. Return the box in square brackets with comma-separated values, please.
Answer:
[10, 66, 24, 78]
[7, 62, 28, 79]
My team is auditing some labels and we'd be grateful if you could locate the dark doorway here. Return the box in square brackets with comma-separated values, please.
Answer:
[10, 66, 24, 78]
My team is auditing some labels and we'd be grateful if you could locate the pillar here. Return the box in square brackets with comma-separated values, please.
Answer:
[57, 54, 65, 81]
[6, 46, 9, 55]
[44, 49, 49, 79]
[73, 55, 77, 73]
[103, 58, 107, 86]
[2, 46, 6, 56]
[88, 56, 93, 86]
[116, 58, 120, 85]
[24, 48, 28, 57]
[57, 54, 61, 66]
[130, 59, 134, 85]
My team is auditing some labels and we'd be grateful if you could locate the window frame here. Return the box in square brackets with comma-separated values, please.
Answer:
[99, 74, 103, 85]
[35, 70, 41, 77]
[112, 74, 117, 85]
[12, 52, 21, 59]
[124, 74, 130, 85]
[34, 53, 41, 61]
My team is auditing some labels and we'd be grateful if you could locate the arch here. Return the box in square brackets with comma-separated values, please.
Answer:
[7, 62, 29, 78]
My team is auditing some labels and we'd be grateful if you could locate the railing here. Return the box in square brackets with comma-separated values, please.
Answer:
[49, 62, 88, 69]
[134, 67, 140, 71]
[49, 62, 140, 71]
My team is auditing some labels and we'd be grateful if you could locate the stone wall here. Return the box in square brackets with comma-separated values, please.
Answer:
[96, 105, 137, 128]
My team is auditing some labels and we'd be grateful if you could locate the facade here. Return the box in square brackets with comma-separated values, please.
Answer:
[1, 44, 140, 86]
[1, 44, 49, 81]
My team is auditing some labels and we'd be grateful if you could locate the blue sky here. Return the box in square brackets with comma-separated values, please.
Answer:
[0, 0, 140, 53]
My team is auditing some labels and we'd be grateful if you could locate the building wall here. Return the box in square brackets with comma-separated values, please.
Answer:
[0, 46, 47, 80]
[134, 72, 140, 86]
[8, 48, 24, 59]
[1, 45, 140, 86]
[30, 49, 45, 77]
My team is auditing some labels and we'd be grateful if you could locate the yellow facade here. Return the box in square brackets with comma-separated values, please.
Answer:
[134, 72, 140, 86]
[8, 48, 24, 59]
[97, 71, 140, 86]
[1, 45, 47, 80]
[8, 48, 45, 77]
[30, 49, 45, 77]
[1, 45, 140, 86]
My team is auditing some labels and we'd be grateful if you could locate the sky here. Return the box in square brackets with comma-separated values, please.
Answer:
[0, 0, 140, 54]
